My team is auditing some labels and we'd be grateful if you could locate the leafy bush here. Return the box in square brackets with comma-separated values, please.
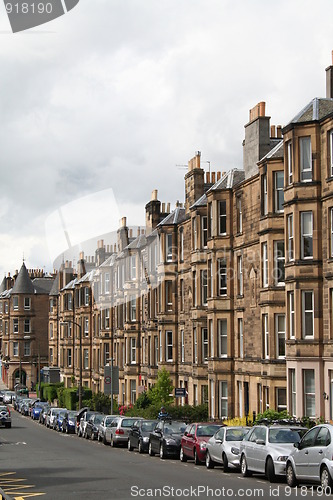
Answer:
[40, 382, 64, 403]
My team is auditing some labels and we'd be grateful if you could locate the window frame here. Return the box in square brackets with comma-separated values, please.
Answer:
[218, 319, 227, 358]
[202, 327, 208, 363]
[218, 200, 227, 235]
[201, 215, 208, 248]
[262, 242, 268, 288]
[275, 313, 286, 359]
[274, 240, 285, 285]
[301, 211, 313, 259]
[166, 330, 173, 362]
[263, 314, 269, 359]
[287, 214, 294, 261]
[274, 171, 284, 213]
[300, 136, 312, 182]
[302, 290, 314, 338]
[287, 141, 293, 184]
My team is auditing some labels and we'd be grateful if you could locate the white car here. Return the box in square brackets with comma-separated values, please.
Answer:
[286, 424, 333, 489]
[206, 426, 250, 471]
[239, 425, 307, 482]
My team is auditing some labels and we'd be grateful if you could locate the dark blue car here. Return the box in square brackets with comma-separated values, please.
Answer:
[31, 402, 48, 420]
[62, 411, 77, 434]
[54, 410, 68, 431]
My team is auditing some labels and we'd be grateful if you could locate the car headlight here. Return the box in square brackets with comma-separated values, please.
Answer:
[231, 447, 240, 455]
[200, 442, 207, 451]
[165, 439, 176, 445]
[143, 437, 149, 443]
[276, 456, 288, 462]
[68, 420, 74, 426]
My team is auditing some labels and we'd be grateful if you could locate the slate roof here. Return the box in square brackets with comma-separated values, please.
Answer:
[288, 98, 333, 125]
[0, 277, 6, 294]
[76, 270, 96, 285]
[49, 273, 60, 296]
[32, 277, 55, 294]
[208, 169, 245, 192]
[191, 193, 207, 209]
[126, 234, 147, 250]
[157, 207, 186, 226]
[260, 140, 284, 162]
[62, 278, 78, 291]
[11, 263, 35, 295]
[100, 253, 117, 268]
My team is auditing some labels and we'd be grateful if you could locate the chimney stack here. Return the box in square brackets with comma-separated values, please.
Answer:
[276, 125, 282, 138]
[326, 50, 333, 98]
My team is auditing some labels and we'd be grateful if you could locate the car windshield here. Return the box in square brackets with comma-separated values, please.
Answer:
[94, 415, 103, 424]
[141, 421, 156, 432]
[0, 406, 8, 412]
[67, 412, 77, 419]
[196, 425, 221, 437]
[269, 428, 306, 444]
[164, 422, 186, 434]
[121, 419, 136, 428]
[226, 428, 249, 441]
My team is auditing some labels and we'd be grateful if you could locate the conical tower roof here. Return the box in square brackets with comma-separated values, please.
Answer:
[11, 263, 35, 294]
[0, 277, 6, 294]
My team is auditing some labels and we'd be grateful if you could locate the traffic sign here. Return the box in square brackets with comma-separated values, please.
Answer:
[175, 388, 186, 398]
[104, 376, 111, 385]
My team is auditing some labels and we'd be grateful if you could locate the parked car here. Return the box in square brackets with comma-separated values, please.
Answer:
[286, 424, 333, 489]
[3, 391, 15, 404]
[61, 411, 77, 434]
[39, 404, 50, 425]
[180, 423, 223, 464]
[105, 417, 140, 447]
[75, 407, 90, 435]
[98, 415, 118, 444]
[206, 426, 250, 470]
[85, 413, 104, 440]
[0, 405, 11, 428]
[240, 425, 307, 482]
[54, 410, 68, 431]
[45, 408, 61, 428]
[31, 402, 49, 421]
[20, 399, 34, 416]
[149, 420, 187, 459]
[78, 411, 99, 438]
[128, 420, 158, 453]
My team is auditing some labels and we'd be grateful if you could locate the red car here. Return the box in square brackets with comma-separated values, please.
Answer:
[180, 422, 223, 464]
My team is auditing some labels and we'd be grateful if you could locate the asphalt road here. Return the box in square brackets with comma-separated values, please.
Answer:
[0, 410, 328, 500]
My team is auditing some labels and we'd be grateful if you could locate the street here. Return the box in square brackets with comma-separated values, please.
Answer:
[0, 410, 329, 499]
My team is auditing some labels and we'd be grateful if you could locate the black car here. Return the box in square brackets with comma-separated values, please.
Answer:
[148, 420, 186, 459]
[85, 413, 104, 440]
[62, 411, 77, 434]
[128, 419, 158, 453]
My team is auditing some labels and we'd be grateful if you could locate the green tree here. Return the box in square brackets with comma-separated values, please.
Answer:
[150, 367, 174, 406]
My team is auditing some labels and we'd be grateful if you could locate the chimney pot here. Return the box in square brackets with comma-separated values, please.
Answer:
[270, 125, 276, 137]
[151, 189, 158, 201]
[120, 217, 127, 228]
[162, 202, 165, 213]
[206, 172, 210, 183]
[167, 202, 170, 213]
[276, 125, 282, 138]
[129, 229, 133, 238]
[79, 251, 84, 260]
[217, 172, 221, 181]
[211, 172, 216, 184]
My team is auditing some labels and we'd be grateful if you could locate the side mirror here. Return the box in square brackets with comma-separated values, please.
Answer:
[294, 442, 300, 449]
[155, 429, 162, 435]
[256, 439, 265, 446]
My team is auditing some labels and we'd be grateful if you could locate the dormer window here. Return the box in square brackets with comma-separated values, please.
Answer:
[300, 137, 312, 181]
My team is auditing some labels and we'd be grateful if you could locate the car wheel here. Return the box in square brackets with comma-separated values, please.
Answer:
[286, 462, 297, 487]
[266, 457, 276, 483]
[6, 423, 11, 429]
[223, 453, 229, 472]
[180, 447, 187, 462]
[111, 436, 116, 447]
[128, 439, 133, 451]
[206, 451, 214, 469]
[194, 448, 200, 465]
[321, 466, 333, 489]
[241, 455, 251, 477]
[85, 431, 89, 439]
[103, 435, 107, 445]
[148, 442, 155, 456]
[138, 440, 143, 454]
[160, 444, 165, 460]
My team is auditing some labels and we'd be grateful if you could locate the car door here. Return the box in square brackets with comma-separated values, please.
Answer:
[293, 427, 319, 478]
[245, 428, 260, 470]
[183, 425, 195, 458]
[132, 421, 140, 448]
[211, 428, 225, 463]
[307, 426, 330, 480]
[151, 422, 163, 453]
[254, 427, 268, 473]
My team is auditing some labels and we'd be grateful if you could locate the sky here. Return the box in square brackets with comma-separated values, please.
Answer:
[0, 0, 332, 277]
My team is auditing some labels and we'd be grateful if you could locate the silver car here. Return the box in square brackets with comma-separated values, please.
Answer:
[286, 424, 333, 489]
[0, 405, 11, 428]
[98, 415, 118, 444]
[206, 426, 250, 471]
[105, 417, 141, 447]
[240, 425, 307, 482]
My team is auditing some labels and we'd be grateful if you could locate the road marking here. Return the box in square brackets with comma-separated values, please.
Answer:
[0, 472, 45, 498]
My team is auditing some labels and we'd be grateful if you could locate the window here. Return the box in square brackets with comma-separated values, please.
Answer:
[49, 323, 53, 339]
[5, 302, 8, 314]
[300, 136, 312, 181]
[262, 174, 267, 216]
[103, 343, 110, 366]
[165, 281, 172, 312]
[208, 260, 213, 298]
[179, 229, 184, 261]
[50, 298, 54, 313]
[180, 279, 184, 312]
[201, 270, 207, 305]
[304, 369, 315, 417]
[237, 256, 243, 295]
[192, 271, 197, 306]
[263, 314, 269, 359]
[67, 349, 72, 367]
[130, 256, 136, 281]
[218, 259, 227, 296]
[105, 273, 110, 293]
[287, 141, 293, 184]
[5, 321, 8, 335]
[153, 335, 158, 366]
[24, 340, 30, 356]
[105, 309, 110, 329]
[24, 297, 31, 310]
[130, 296, 136, 322]
[84, 317, 89, 336]
[209, 319, 213, 358]
[68, 294, 73, 311]
[193, 328, 197, 363]
[289, 292, 295, 339]
[130, 380, 136, 405]
[192, 218, 197, 250]
[159, 330, 162, 362]
[201, 216, 208, 247]
[302, 290, 314, 338]
[276, 314, 286, 358]
[330, 130, 333, 177]
[50, 348, 53, 364]
[130, 338, 136, 364]
[218, 319, 227, 358]
[262, 243, 268, 287]
[166, 331, 173, 361]
[24, 319, 30, 334]
[331, 208, 333, 257]
[68, 322, 72, 338]
[83, 348, 89, 369]
[275, 388, 286, 412]
[218, 201, 227, 235]
[202, 385, 208, 404]
[301, 211, 313, 259]
[166, 233, 173, 262]
[181, 329, 185, 362]
[13, 318, 18, 334]
[274, 241, 285, 285]
[202, 327, 208, 363]
[274, 171, 284, 212]
[237, 197, 242, 233]
[239, 318, 243, 359]
[13, 341, 18, 357]
[84, 287, 89, 306]
[287, 214, 294, 261]
[208, 203, 213, 238]
[290, 369, 296, 417]
[13, 296, 18, 311]
[219, 381, 228, 418]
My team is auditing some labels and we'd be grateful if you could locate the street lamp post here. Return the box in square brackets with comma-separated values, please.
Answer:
[60, 321, 82, 410]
